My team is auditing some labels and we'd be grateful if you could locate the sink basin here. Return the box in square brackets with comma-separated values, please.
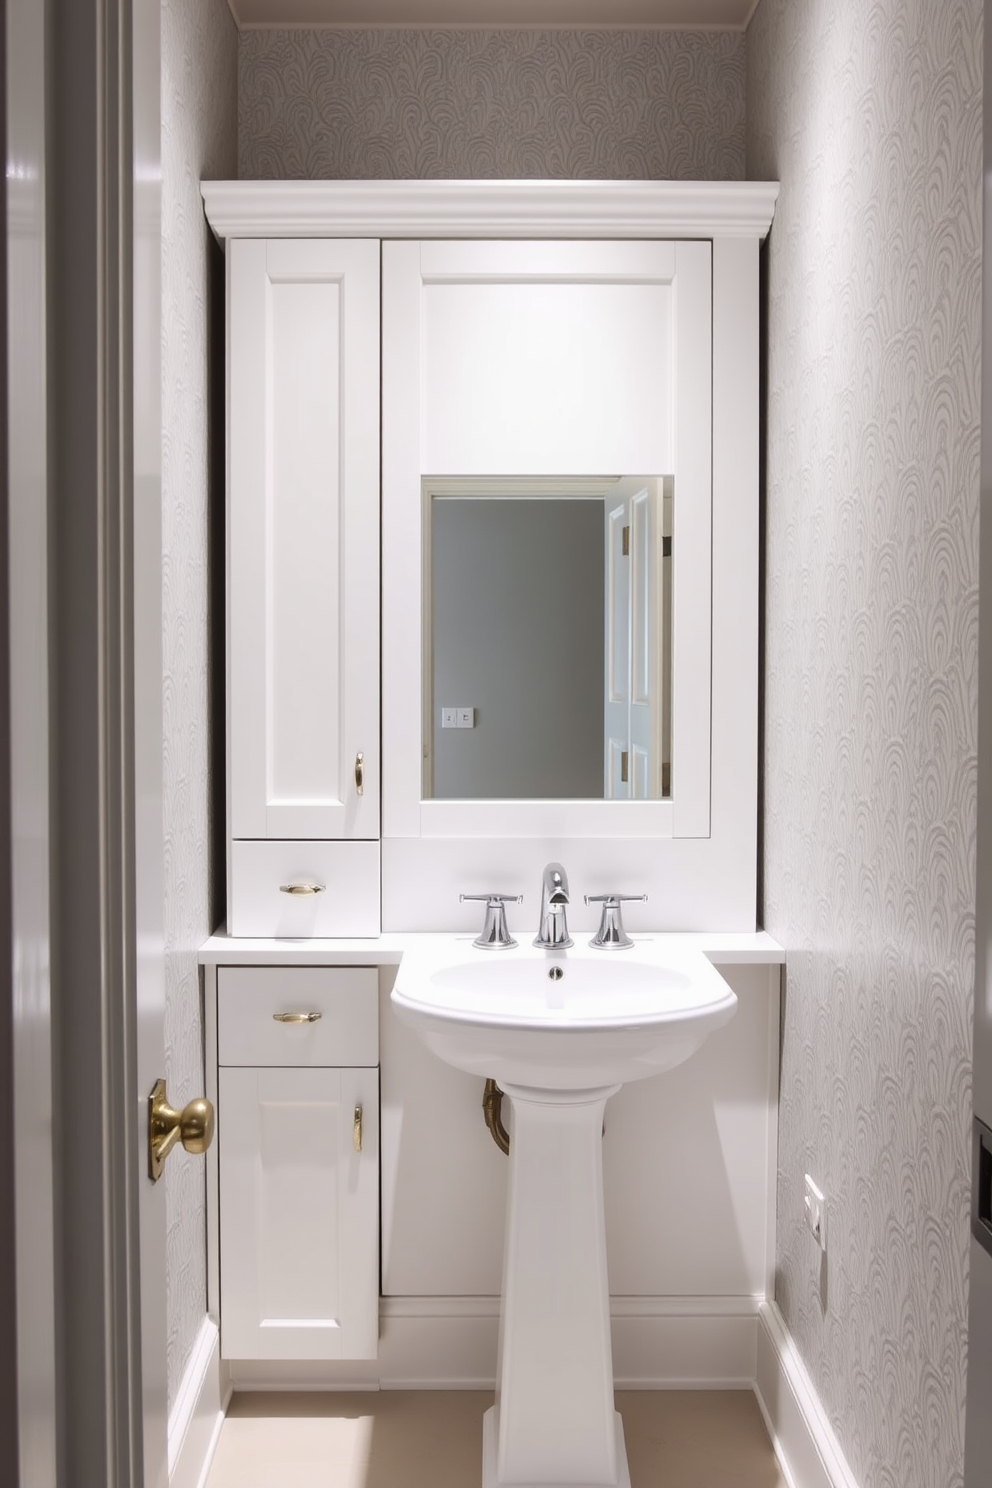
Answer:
[391, 936, 737, 1090]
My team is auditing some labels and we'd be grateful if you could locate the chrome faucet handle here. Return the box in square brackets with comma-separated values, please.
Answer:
[584, 894, 648, 950]
[460, 893, 523, 950]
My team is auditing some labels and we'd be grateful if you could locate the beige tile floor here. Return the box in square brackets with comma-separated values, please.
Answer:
[205, 1389, 787, 1488]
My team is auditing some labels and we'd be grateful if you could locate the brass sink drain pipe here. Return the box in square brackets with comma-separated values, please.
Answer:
[483, 1078, 510, 1155]
[483, 1078, 605, 1154]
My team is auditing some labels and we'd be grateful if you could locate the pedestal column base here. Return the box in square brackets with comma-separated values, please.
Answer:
[489, 1082, 624, 1486]
[482, 1406, 631, 1488]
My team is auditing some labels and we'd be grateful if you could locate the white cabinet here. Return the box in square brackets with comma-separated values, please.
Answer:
[227, 238, 380, 936]
[215, 967, 379, 1361]
[204, 183, 778, 937]
[200, 941, 782, 1389]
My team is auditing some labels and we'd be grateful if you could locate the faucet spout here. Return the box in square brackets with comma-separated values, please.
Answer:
[534, 862, 572, 948]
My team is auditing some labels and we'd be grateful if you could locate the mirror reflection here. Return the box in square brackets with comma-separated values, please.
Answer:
[424, 477, 672, 802]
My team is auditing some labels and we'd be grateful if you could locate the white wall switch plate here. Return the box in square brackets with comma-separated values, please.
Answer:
[441, 706, 457, 729]
[804, 1173, 827, 1252]
[456, 706, 475, 728]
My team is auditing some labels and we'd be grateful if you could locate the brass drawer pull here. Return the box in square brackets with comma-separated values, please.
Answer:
[272, 1011, 323, 1025]
[355, 750, 364, 796]
[353, 1103, 363, 1152]
[279, 881, 325, 896]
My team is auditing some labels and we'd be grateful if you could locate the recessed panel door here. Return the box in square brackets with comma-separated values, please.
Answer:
[218, 1064, 379, 1360]
[229, 238, 380, 842]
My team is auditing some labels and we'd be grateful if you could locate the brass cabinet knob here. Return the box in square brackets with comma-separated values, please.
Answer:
[148, 1078, 215, 1182]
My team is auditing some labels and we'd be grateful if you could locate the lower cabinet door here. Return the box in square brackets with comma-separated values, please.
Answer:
[218, 1064, 379, 1360]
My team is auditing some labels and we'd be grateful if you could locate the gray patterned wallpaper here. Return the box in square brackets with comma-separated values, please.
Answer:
[162, 0, 237, 1412]
[746, 2, 981, 1485]
[238, 27, 745, 180]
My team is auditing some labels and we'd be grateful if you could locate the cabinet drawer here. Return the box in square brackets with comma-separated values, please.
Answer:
[228, 839, 380, 938]
[218, 967, 378, 1067]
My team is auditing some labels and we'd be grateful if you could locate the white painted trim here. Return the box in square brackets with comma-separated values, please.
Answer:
[226, 1297, 763, 1391]
[228, 1361, 381, 1390]
[611, 1293, 762, 1318]
[201, 179, 779, 243]
[168, 1318, 231, 1488]
[382, 1295, 500, 1318]
[381, 1293, 763, 1320]
[231, 22, 759, 36]
[762, 970, 781, 1301]
[755, 1302, 861, 1488]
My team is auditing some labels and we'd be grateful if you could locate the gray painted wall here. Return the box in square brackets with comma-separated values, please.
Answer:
[431, 498, 604, 800]
[747, 2, 981, 1484]
[238, 27, 745, 181]
[162, 0, 237, 1413]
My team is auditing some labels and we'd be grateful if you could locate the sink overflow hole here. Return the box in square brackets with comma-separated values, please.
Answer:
[548, 966, 564, 981]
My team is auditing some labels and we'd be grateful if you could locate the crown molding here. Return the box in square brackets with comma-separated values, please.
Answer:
[201, 178, 779, 240]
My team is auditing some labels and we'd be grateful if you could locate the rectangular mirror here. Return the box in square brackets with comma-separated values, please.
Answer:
[424, 477, 672, 802]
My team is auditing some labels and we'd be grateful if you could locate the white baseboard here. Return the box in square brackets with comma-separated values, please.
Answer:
[169, 1317, 231, 1488]
[228, 1296, 762, 1392]
[168, 1295, 867, 1488]
[755, 1301, 860, 1488]
[378, 1295, 500, 1389]
[169, 1296, 865, 1488]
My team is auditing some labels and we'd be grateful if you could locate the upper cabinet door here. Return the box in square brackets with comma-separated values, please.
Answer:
[229, 239, 380, 841]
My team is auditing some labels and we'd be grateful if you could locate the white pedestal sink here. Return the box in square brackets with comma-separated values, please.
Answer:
[392, 937, 737, 1488]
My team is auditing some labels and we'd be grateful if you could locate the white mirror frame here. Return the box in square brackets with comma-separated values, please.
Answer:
[384, 238, 711, 842]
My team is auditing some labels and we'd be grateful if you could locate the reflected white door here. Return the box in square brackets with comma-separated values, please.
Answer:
[604, 479, 664, 799]
[628, 481, 662, 800]
[605, 498, 631, 799]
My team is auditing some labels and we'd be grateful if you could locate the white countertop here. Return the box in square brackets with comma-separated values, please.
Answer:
[199, 929, 785, 967]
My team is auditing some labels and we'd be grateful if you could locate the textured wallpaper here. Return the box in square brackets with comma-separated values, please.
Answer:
[162, 0, 237, 1412]
[747, 2, 981, 1485]
[238, 27, 745, 180]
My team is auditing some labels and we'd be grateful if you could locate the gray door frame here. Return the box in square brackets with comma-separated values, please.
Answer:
[7, 1, 165, 1484]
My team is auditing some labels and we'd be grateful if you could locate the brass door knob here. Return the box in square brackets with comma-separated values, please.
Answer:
[148, 1078, 215, 1182]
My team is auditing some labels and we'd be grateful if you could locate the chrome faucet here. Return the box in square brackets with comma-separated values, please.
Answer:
[534, 862, 572, 948]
